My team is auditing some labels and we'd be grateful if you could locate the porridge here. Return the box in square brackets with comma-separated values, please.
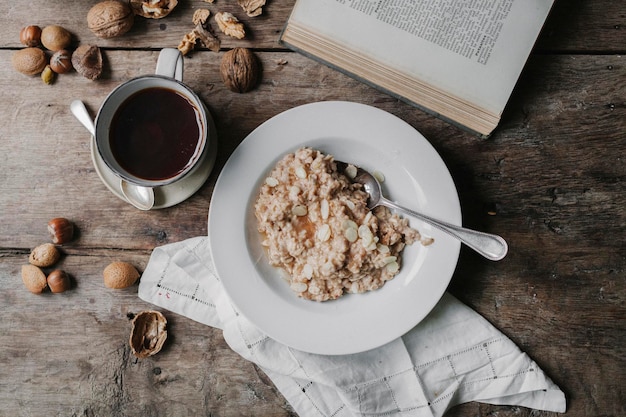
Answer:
[254, 147, 431, 302]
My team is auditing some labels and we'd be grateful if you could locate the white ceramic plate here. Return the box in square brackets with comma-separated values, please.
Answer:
[208, 101, 461, 355]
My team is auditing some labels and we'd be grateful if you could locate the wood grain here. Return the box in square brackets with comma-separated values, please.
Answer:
[0, 1, 624, 416]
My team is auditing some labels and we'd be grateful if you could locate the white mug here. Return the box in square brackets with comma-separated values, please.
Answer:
[94, 48, 212, 188]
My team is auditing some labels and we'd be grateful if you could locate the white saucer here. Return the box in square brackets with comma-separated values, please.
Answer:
[90, 113, 217, 209]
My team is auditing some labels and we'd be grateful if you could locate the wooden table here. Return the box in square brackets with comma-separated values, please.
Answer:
[0, 1, 624, 416]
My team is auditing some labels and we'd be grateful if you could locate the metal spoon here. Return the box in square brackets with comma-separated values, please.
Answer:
[70, 100, 155, 211]
[338, 161, 508, 261]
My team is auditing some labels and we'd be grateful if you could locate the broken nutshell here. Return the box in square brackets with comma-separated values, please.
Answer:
[129, 310, 168, 358]
[130, 0, 178, 19]
[72, 44, 103, 80]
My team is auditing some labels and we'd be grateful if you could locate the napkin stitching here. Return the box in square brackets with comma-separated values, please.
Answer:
[295, 379, 342, 416]
[483, 342, 497, 378]
[342, 337, 504, 393]
[413, 337, 504, 370]
[382, 377, 401, 411]
[428, 367, 537, 407]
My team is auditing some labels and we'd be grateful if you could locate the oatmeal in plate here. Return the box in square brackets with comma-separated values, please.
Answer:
[254, 147, 430, 302]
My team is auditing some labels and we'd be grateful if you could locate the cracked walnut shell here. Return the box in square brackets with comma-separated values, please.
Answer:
[130, 310, 168, 358]
[220, 47, 259, 93]
[130, 0, 178, 19]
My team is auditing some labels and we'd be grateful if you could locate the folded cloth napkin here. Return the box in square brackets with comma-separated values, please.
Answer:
[138, 236, 566, 417]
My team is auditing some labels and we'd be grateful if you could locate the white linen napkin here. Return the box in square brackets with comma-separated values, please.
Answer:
[138, 236, 566, 416]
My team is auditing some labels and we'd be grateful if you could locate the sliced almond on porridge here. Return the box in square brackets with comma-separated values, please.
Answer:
[316, 224, 331, 242]
[295, 166, 307, 179]
[373, 170, 385, 183]
[302, 263, 313, 279]
[377, 243, 390, 253]
[292, 205, 307, 216]
[320, 199, 329, 220]
[344, 164, 357, 179]
[344, 227, 358, 242]
[386, 261, 400, 274]
[382, 255, 397, 265]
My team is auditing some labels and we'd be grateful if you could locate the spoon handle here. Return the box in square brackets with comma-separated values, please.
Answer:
[381, 198, 508, 261]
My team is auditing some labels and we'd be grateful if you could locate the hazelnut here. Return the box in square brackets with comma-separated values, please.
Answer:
[130, 310, 168, 358]
[21, 265, 48, 294]
[103, 261, 140, 289]
[88, 1, 134, 39]
[11, 47, 47, 76]
[72, 45, 103, 80]
[41, 25, 73, 51]
[49, 50, 73, 74]
[47, 218, 74, 244]
[29, 243, 61, 267]
[220, 47, 260, 93]
[19, 25, 42, 47]
[47, 270, 71, 293]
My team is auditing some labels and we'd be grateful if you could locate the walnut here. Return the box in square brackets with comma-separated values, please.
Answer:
[238, 0, 266, 17]
[192, 9, 210, 25]
[215, 12, 245, 39]
[178, 24, 220, 55]
[129, 311, 167, 358]
[87, 1, 134, 38]
[130, 0, 178, 19]
[220, 47, 260, 93]
[177, 31, 197, 56]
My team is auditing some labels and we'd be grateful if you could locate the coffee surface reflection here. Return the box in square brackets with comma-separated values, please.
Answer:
[109, 86, 203, 181]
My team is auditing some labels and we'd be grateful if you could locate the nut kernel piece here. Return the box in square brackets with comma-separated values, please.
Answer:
[192, 9, 210, 25]
[103, 261, 140, 289]
[238, 0, 266, 17]
[22, 265, 48, 294]
[130, 310, 168, 358]
[88, 0, 135, 39]
[29, 243, 61, 267]
[41, 65, 55, 85]
[215, 12, 245, 39]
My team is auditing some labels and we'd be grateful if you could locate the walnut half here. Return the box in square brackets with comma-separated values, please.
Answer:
[129, 310, 168, 358]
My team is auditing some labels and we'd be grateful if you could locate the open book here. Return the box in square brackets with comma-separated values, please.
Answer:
[280, 0, 554, 137]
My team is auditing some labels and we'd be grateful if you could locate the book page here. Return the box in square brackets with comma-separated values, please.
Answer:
[287, 0, 553, 114]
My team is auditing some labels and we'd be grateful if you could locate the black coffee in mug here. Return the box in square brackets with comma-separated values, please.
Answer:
[109, 87, 204, 181]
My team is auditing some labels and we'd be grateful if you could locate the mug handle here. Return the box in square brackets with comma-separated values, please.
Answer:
[155, 48, 183, 81]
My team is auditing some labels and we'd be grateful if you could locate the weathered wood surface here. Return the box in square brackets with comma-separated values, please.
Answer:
[0, 1, 624, 416]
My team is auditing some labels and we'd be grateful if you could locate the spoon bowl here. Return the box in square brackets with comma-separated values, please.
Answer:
[70, 99, 156, 211]
[337, 161, 508, 261]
